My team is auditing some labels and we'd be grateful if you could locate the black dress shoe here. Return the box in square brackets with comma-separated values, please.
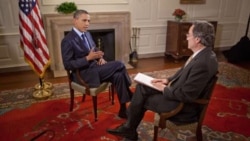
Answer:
[107, 124, 138, 140]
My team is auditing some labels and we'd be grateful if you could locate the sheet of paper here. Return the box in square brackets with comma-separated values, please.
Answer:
[134, 73, 160, 91]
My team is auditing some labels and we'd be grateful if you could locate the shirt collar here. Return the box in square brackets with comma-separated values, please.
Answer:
[192, 47, 205, 58]
[73, 27, 85, 38]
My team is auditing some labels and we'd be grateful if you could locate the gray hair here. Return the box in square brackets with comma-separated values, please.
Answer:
[192, 20, 215, 48]
[73, 9, 89, 19]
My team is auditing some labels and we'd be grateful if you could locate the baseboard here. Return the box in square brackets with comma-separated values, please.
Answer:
[0, 66, 31, 73]
[214, 46, 231, 51]
[138, 53, 165, 59]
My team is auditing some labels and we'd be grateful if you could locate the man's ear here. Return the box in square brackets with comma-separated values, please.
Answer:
[195, 37, 201, 44]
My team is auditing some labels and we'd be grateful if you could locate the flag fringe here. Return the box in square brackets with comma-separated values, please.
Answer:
[24, 56, 51, 79]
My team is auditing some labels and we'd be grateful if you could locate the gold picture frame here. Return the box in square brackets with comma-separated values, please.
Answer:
[180, 0, 206, 4]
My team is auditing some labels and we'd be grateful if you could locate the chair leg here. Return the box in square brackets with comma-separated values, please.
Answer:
[111, 85, 115, 105]
[82, 94, 86, 102]
[153, 126, 159, 141]
[196, 107, 206, 141]
[109, 85, 115, 105]
[109, 86, 111, 101]
[69, 88, 74, 112]
[92, 96, 98, 121]
[196, 124, 203, 141]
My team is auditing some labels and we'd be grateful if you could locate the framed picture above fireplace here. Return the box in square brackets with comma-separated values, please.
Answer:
[180, 0, 205, 4]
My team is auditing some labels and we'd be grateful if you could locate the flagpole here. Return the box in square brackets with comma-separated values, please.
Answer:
[39, 78, 43, 87]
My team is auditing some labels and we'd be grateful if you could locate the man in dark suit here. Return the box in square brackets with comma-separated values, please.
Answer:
[107, 21, 218, 140]
[61, 9, 132, 118]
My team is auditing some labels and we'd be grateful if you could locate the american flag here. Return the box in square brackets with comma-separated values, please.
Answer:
[19, 0, 50, 78]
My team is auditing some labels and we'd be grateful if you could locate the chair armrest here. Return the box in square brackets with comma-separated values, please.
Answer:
[158, 102, 184, 128]
[194, 99, 209, 105]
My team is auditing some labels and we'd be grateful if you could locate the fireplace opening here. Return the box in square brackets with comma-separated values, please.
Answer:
[89, 29, 115, 61]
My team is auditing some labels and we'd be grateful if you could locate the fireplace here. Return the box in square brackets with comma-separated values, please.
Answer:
[43, 12, 131, 77]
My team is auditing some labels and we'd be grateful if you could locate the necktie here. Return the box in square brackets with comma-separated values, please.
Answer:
[81, 33, 90, 50]
[184, 55, 193, 67]
[168, 56, 193, 86]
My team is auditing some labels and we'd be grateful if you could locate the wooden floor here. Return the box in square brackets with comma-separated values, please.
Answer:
[0, 52, 249, 91]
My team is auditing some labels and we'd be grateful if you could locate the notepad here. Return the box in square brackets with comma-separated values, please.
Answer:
[134, 73, 161, 91]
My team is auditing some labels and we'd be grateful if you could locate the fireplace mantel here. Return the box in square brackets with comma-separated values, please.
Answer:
[43, 12, 131, 77]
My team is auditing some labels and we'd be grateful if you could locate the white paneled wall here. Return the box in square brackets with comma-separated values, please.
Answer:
[0, 0, 26, 70]
[138, 26, 167, 54]
[0, 0, 249, 71]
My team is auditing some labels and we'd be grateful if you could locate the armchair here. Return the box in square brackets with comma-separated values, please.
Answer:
[153, 75, 218, 141]
[66, 69, 115, 121]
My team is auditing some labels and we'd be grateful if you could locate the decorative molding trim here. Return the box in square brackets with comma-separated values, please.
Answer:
[0, 33, 20, 36]
[135, 25, 166, 29]
[180, 0, 205, 4]
[138, 53, 164, 59]
[0, 66, 31, 73]
[42, 0, 128, 6]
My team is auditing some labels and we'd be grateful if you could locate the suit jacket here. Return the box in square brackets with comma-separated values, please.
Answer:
[61, 29, 96, 71]
[164, 47, 218, 123]
[61, 29, 99, 84]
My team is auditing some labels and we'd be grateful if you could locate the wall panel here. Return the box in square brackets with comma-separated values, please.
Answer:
[0, 44, 10, 59]
[220, 0, 241, 21]
[192, 0, 220, 19]
[138, 26, 166, 55]
[132, 0, 152, 21]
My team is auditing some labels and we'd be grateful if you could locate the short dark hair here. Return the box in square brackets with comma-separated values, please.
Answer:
[73, 9, 89, 19]
[193, 20, 215, 48]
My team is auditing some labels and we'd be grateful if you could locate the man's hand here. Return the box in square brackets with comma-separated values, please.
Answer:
[151, 79, 169, 85]
[151, 79, 169, 91]
[151, 82, 166, 91]
[86, 48, 104, 61]
[97, 58, 107, 65]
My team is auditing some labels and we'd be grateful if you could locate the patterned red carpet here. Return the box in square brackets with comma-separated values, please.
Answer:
[0, 93, 157, 141]
[203, 85, 250, 139]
